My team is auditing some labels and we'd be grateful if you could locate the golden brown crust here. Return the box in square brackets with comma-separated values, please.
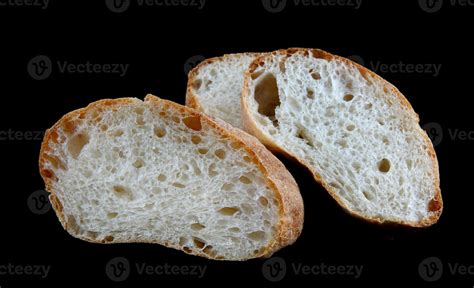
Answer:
[39, 94, 303, 260]
[241, 48, 442, 228]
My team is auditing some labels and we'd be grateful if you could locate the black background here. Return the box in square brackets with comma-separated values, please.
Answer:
[0, 0, 472, 286]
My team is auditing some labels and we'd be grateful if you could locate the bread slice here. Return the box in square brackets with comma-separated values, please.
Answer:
[241, 48, 442, 227]
[39, 94, 303, 260]
[186, 53, 261, 129]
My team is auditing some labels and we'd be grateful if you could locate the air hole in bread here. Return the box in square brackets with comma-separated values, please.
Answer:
[352, 162, 361, 172]
[222, 183, 234, 191]
[112, 185, 133, 200]
[336, 139, 348, 148]
[406, 159, 413, 170]
[428, 199, 441, 212]
[243, 155, 252, 163]
[229, 227, 240, 233]
[67, 132, 90, 159]
[378, 158, 391, 173]
[152, 187, 162, 194]
[251, 70, 264, 80]
[362, 191, 374, 201]
[100, 124, 108, 131]
[198, 148, 208, 155]
[136, 116, 145, 126]
[172, 182, 186, 188]
[191, 135, 201, 144]
[132, 159, 145, 169]
[343, 94, 354, 102]
[134, 107, 144, 115]
[192, 237, 206, 249]
[44, 154, 67, 170]
[168, 116, 178, 124]
[179, 237, 187, 246]
[254, 73, 281, 126]
[214, 149, 226, 159]
[66, 215, 80, 234]
[86, 231, 98, 240]
[247, 231, 265, 241]
[183, 115, 202, 131]
[113, 129, 124, 137]
[306, 88, 315, 99]
[183, 247, 192, 253]
[279, 61, 286, 73]
[191, 223, 205, 231]
[144, 203, 154, 210]
[154, 127, 166, 138]
[218, 207, 240, 216]
[296, 128, 313, 147]
[103, 235, 114, 242]
[377, 119, 385, 126]
[365, 103, 373, 109]
[157, 174, 167, 182]
[346, 124, 355, 131]
[310, 70, 321, 80]
[203, 245, 214, 256]
[208, 163, 218, 177]
[239, 176, 252, 184]
[192, 79, 202, 90]
[41, 169, 55, 179]
[382, 136, 389, 145]
[258, 196, 269, 207]
[107, 212, 118, 219]
[205, 80, 213, 89]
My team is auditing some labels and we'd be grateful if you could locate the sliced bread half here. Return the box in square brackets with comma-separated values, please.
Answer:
[186, 53, 261, 129]
[39, 94, 303, 260]
[241, 48, 442, 227]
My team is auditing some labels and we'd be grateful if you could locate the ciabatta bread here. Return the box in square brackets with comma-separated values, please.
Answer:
[241, 48, 442, 227]
[39, 95, 303, 260]
[186, 53, 261, 129]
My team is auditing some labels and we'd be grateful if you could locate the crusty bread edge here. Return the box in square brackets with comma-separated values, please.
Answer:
[185, 52, 262, 112]
[241, 48, 442, 228]
[39, 94, 303, 260]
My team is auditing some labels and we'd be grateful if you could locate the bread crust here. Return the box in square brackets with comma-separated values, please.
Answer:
[39, 95, 303, 260]
[185, 53, 262, 113]
[241, 48, 442, 227]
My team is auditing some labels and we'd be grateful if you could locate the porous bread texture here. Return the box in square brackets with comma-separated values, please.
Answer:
[39, 95, 303, 260]
[241, 48, 442, 227]
[186, 53, 260, 129]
